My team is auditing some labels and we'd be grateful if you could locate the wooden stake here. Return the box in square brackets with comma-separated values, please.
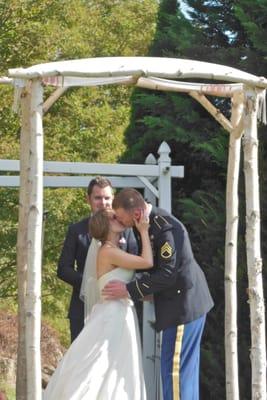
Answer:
[243, 87, 266, 400]
[16, 81, 32, 400]
[25, 79, 44, 400]
[224, 91, 244, 400]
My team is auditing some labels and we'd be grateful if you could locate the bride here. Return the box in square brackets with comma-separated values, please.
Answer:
[43, 208, 153, 400]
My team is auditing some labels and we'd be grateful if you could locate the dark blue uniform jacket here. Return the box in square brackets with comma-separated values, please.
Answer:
[127, 207, 214, 332]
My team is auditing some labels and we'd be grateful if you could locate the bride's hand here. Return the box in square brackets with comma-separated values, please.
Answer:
[134, 210, 150, 233]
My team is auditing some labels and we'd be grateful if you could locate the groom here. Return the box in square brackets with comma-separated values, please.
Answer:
[102, 188, 214, 400]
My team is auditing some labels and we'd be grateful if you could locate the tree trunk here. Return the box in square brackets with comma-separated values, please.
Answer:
[224, 92, 244, 400]
[16, 81, 32, 400]
[25, 79, 44, 400]
[243, 87, 266, 400]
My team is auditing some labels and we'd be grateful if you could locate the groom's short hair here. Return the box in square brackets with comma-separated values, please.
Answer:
[87, 176, 112, 196]
[113, 188, 146, 211]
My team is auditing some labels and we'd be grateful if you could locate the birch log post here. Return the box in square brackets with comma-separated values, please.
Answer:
[25, 79, 44, 400]
[224, 91, 244, 400]
[242, 87, 266, 400]
[16, 81, 32, 400]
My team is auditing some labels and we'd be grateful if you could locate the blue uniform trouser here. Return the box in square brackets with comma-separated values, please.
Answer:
[161, 315, 206, 400]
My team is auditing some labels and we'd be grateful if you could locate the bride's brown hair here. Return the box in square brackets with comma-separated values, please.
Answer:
[89, 209, 110, 243]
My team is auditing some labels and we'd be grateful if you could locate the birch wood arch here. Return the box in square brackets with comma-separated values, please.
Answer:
[1, 56, 266, 400]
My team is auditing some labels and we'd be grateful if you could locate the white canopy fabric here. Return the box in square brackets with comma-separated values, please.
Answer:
[8, 56, 267, 88]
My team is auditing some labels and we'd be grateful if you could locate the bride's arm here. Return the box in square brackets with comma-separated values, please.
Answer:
[101, 245, 152, 270]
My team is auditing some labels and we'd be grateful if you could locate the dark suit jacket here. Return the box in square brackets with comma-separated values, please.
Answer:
[57, 216, 138, 319]
[127, 206, 214, 332]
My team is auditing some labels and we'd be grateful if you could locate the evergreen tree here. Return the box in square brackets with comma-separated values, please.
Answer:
[184, 1, 267, 397]
[123, 0, 266, 397]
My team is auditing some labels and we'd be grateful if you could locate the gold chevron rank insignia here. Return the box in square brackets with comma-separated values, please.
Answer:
[160, 242, 173, 259]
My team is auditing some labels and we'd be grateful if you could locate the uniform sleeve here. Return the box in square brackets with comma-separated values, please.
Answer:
[127, 224, 183, 302]
[57, 225, 83, 289]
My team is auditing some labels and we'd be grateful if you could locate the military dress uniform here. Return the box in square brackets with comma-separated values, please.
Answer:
[58, 217, 138, 342]
[127, 207, 214, 400]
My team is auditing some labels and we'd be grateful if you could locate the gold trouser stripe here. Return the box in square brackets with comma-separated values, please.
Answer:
[172, 325, 184, 400]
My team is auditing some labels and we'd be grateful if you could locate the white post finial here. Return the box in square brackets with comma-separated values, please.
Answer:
[158, 141, 171, 212]
[158, 141, 171, 162]
[145, 153, 157, 165]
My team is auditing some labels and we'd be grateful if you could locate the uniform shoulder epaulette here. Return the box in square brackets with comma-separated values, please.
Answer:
[152, 215, 170, 230]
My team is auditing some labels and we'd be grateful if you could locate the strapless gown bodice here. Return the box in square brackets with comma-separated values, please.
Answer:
[98, 268, 134, 300]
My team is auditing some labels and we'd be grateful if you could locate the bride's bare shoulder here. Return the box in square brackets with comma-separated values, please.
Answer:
[99, 243, 118, 257]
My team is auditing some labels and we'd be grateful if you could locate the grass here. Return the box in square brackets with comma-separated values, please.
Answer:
[0, 299, 69, 400]
[0, 299, 17, 314]
[0, 379, 16, 400]
[42, 314, 70, 348]
[1, 294, 71, 349]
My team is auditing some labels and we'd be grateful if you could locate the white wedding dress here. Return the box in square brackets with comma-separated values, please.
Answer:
[43, 268, 146, 400]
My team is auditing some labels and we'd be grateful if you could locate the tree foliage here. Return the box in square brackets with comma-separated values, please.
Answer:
[0, 0, 158, 327]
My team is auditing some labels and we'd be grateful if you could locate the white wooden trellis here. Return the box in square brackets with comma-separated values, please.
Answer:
[0, 148, 182, 194]
[0, 141, 180, 400]
[1, 56, 266, 400]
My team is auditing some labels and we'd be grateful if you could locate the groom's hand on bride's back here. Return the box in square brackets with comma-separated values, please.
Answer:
[102, 280, 129, 299]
